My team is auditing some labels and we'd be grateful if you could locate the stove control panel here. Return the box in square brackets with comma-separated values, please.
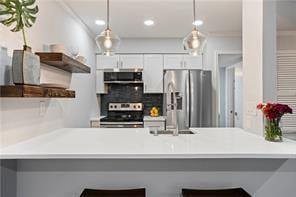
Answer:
[108, 103, 143, 111]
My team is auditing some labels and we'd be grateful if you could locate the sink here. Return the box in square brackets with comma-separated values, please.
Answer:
[150, 130, 195, 135]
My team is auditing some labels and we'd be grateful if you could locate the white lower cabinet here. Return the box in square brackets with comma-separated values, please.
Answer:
[143, 55, 164, 93]
[144, 117, 166, 131]
[90, 120, 100, 128]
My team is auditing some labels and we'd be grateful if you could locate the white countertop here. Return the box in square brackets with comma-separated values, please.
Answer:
[144, 116, 166, 121]
[1, 128, 296, 159]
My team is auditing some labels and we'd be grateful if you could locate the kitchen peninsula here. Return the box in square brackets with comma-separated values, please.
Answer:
[2, 128, 296, 159]
[1, 128, 296, 197]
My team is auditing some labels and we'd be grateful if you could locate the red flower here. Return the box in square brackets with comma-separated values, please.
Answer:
[257, 102, 293, 120]
[257, 103, 264, 110]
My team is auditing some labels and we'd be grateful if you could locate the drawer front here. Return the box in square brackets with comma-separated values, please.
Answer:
[144, 121, 165, 130]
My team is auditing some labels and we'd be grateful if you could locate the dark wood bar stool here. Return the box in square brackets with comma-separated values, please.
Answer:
[80, 188, 146, 197]
[182, 188, 251, 197]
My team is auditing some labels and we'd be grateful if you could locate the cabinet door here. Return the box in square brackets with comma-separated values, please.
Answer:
[163, 55, 184, 69]
[96, 70, 106, 94]
[96, 55, 119, 69]
[143, 55, 163, 93]
[119, 55, 144, 69]
[183, 55, 203, 69]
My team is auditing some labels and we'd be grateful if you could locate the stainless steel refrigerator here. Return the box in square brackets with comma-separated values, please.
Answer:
[164, 70, 212, 130]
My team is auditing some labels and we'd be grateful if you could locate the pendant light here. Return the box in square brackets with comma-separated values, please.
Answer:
[183, 0, 206, 56]
[95, 0, 120, 56]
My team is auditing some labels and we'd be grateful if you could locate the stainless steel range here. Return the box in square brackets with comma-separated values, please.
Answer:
[100, 103, 144, 128]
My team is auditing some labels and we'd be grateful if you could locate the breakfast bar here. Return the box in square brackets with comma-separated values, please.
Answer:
[2, 128, 296, 159]
[1, 128, 296, 197]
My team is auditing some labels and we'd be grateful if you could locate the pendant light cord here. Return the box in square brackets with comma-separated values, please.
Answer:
[107, 0, 110, 29]
[193, 0, 197, 29]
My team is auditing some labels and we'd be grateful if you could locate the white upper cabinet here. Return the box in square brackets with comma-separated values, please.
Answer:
[143, 55, 164, 93]
[119, 55, 144, 69]
[96, 55, 144, 70]
[164, 55, 184, 69]
[96, 55, 119, 69]
[164, 54, 203, 70]
[183, 55, 203, 69]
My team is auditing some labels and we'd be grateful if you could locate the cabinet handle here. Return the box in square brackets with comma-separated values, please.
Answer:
[121, 61, 123, 68]
[116, 61, 119, 68]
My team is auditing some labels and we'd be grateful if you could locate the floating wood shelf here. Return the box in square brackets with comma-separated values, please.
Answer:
[35, 52, 91, 73]
[0, 85, 75, 98]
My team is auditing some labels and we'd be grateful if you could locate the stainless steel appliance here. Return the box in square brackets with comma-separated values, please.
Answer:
[104, 71, 143, 84]
[164, 70, 212, 130]
[100, 103, 144, 128]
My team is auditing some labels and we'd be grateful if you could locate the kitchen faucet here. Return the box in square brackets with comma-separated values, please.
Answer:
[167, 82, 179, 136]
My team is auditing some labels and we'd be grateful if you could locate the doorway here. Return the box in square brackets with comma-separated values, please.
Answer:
[218, 54, 243, 128]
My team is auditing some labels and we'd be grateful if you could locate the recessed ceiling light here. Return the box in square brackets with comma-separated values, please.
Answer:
[192, 20, 203, 26]
[144, 20, 155, 26]
[95, 20, 106, 26]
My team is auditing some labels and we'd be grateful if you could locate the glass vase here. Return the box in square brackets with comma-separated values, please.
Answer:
[264, 118, 283, 142]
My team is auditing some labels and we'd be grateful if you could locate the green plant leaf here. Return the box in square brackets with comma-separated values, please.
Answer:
[0, 0, 38, 31]
[22, 0, 35, 7]
[0, 0, 39, 45]
[23, 6, 38, 14]
[1, 15, 16, 25]
[0, 9, 10, 15]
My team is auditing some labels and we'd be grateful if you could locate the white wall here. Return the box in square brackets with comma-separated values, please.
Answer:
[118, 38, 184, 54]
[0, 0, 99, 147]
[242, 0, 277, 135]
[203, 37, 242, 70]
[278, 34, 296, 50]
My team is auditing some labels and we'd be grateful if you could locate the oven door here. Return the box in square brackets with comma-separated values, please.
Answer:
[100, 122, 144, 128]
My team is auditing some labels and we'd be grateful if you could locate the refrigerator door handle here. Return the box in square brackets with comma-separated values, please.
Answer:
[185, 73, 190, 128]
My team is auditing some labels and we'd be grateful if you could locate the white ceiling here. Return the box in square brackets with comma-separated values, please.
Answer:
[64, 0, 296, 38]
[64, 0, 242, 38]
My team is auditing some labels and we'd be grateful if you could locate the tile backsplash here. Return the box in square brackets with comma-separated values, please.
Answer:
[100, 84, 163, 116]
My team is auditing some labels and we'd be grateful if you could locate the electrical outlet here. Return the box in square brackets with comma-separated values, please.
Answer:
[39, 101, 46, 116]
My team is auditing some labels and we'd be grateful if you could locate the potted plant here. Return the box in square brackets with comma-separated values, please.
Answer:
[257, 102, 293, 142]
[0, 0, 40, 85]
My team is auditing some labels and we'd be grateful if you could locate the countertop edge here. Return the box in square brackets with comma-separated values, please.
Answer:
[1, 153, 296, 160]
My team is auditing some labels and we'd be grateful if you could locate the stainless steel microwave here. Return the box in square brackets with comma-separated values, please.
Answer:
[104, 72, 143, 83]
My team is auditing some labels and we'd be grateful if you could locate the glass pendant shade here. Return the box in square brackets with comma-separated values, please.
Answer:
[183, 28, 206, 56]
[95, 0, 120, 56]
[183, 0, 206, 56]
[96, 28, 120, 56]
